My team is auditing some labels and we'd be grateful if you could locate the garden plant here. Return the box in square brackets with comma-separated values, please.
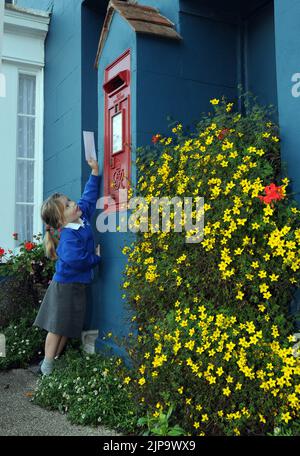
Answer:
[118, 92, 300, 436]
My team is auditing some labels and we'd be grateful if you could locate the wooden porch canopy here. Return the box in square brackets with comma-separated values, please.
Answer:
[94, 0, 182, 69]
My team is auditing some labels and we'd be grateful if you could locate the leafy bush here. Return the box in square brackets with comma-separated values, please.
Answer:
[32, 347, 139, 434]
[0, 232, 56, 289]
[0, 233, 57, 325]
[270, 420, 300, 436]
[120, 92, 300, 435]
[0, 306, 46, 370]
[137, 405, 186, 436]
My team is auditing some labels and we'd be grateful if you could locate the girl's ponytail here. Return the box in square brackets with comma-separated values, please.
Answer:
[43, 225, 59, 260]
[40, 193, 65, 261]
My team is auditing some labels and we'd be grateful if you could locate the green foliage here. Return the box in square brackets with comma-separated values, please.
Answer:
[270, 420, 300, 436]
[32, 347, 139, 434]
[0, 233, 55, 288]
[0, 306, 46, 370]
[137, 405, 186, 436]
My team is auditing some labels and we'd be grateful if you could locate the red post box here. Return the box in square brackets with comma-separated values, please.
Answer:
[103, 49, 131, 212]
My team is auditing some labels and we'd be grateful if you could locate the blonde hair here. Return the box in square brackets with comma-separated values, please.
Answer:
[41, 192, 66, 260]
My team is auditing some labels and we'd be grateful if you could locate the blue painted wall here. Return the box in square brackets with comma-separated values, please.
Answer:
[96, 11, 137, 359]
[81, 2, 107, 330]
[136, 0, 277, 143]
[17, 0, 83, 197]
[245, 1, 278, 117]
[274, 0, 300, 329]
[274, 0, 300, 201]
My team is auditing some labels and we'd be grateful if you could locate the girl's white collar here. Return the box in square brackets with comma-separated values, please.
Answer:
[64, 218, 84, 230]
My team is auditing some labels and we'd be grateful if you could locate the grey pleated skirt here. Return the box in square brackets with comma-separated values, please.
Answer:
[33, 279, 88, 338]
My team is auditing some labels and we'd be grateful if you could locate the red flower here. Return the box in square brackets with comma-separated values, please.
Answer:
[24, 241, 35, 251]
[152, 134, 162, 143]
[0, 248, 5, 257]
[217, 128, 230, 140]
[12, 232, 18, 240]
[258, 183, 284, 207]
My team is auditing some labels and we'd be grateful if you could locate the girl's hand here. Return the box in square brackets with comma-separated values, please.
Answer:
[95, 244, 101, 256]
[87, 158, 99, 175]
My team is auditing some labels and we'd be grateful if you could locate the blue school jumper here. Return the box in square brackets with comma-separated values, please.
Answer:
[53, 173, 101, 284]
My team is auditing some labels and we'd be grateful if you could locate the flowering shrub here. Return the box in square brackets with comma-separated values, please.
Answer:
[120, 94, 300, 435]
[33, 347, 139, 434]
[0, 232, 58, 288]
[0, 306, 45, 370]
[0, 231, 58, 324]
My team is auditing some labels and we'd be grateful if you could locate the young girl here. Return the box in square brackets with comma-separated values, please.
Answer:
[33, 158, 101, 376]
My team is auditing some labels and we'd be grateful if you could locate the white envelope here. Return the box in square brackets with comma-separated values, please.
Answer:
[83, 131, 97, 161]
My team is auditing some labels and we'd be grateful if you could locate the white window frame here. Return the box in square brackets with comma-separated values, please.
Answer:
[14, 65, 44, 249]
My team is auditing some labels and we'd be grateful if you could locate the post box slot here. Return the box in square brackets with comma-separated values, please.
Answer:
[103, 70, 129, 95]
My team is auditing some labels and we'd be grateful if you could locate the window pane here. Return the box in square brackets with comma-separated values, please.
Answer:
[17, 116, 35, 158]
[15, 204, 33, 242]
[18, 74, 36, 115]
[16, 159, 34, 203]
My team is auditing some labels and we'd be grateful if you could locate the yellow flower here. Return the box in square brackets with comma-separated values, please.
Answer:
[176, 276, 183, 286]
[178, 386, 184, 394]
[263, 291, 272, 300]
[281, 412, 292, 423]
[210, 98, 220, 105]
[236, 291, 244, 300]
[217, 410, 224, 417]
[216, 367, 224, 376]
[259, 283, 269, 293]
[201, 414, 209, 422]
[123, 377, 131, 384]
[264, 206, 274, 216]
[223, 387, 231, 396]
[271, 325, 279, 338]
[234, 248, 244, 255]
[193, 422, 200, 429]
[138, 377, 146, 386]
[258, 270, 267, 279]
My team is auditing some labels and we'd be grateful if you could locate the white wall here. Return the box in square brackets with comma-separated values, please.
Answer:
[0, 4, 49, 253]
